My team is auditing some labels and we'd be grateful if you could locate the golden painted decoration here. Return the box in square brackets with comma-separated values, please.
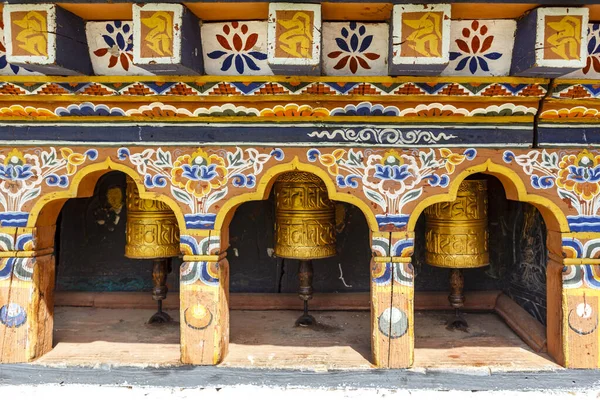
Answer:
[401, 11, 443, 58]
[11, 10, 48, 57]
[424, 179, 489, 268]
[274, 172, 336, 260]
[140, 10, 174, 58]
[125, 176, 180, 259]
[544, 15, 582, 61]
[275, 10, 314, 58]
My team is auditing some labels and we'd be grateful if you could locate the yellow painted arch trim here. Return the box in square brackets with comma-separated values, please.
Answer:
[406, 159, 570, 233]
[214, 157, 379, 232]
[27, 157, 187, 230]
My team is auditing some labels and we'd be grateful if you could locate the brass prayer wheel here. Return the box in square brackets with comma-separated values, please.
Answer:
[273, 171, 336, 326]
[424, 179, 489, 330]
[125, 176, 180, 260]
[424, 179, 489, 269]
[274, 172, 336, 260]
[125, 176, 180, 324]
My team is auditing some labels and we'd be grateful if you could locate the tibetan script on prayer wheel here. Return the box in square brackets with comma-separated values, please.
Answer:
[274, 172, 336, 260]
[125, 176, 180, 260]
[424, 179, 489, 268]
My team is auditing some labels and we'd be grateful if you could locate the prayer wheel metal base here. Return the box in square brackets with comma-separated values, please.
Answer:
[125, 177, 180, 324]
[424, 179, 489, 330]
[274, 172, 336, 326]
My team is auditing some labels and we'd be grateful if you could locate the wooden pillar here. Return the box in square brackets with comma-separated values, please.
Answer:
[179, 230, 228, 365]
[370, 231, 415, 368]
[0, 226, 55, 363]
[559, 233, 600, 368]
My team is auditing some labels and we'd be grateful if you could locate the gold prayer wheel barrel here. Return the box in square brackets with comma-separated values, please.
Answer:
[273, 171, 336, 326]
[125, 177, 180, 259]
[424, 179, 489, 329]
[425, 179, 489, 268]
[124, 176, 179, 323]
[274, 172, 336, 260]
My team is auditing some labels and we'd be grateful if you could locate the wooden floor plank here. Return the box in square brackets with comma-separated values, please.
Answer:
[34, 307, 559, 371]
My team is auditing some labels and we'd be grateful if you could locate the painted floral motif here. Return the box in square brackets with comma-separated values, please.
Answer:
[327, 22, 380, 74]
[562, 24, 600, 78]
[0, 148, 97, 226]
[86, 21, 151, 76]
[204, 22, 270, 75]
[308, 147, 476, 229]
[504, 149, 600, 232]
[118, 147, 284, 229]
[171, 149, 228, 198]
[583, 24, 600, 75]
[322, 22, 388, 76]
[449, 21, 502, 74]
[93, 21, 134, 71]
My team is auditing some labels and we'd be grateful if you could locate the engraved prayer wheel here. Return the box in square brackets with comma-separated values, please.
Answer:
[274, 172, 336, 326]
[274, 172, 336, 260]
[424, 180, 489, 269]
[125, 176, 180, 323]
[125, 177, 180, 260]
[424, 179, 489, 330]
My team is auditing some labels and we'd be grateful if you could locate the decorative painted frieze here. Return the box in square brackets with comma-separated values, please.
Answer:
[322, 22, 388, 76]
[511, 7, 589, 77]
[562, 23, 600, 79]
[201, 21, 272, 76]
[132, 3, 202, 75]
[389, 4, 451, 76]
[267, 3, 321, 75]
[86, 21, 152, 76]
[118, 146, 285, 229]
[504, 149, 600, 232]
[2, 4, 92, 75]
[307, 147, 476, 229]
[0, 77, 548, 98]
[442, 20, 516, 77]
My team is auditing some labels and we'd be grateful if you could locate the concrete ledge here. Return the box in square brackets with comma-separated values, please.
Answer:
[2, 363, 600, 391]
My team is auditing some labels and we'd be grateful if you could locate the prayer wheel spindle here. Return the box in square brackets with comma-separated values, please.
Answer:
[125, 177, 180, 324]
[424, 179, 489, 330]
[274, 172, 336, 327]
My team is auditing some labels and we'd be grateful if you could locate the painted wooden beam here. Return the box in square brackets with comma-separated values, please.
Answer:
[2, 4, 92, 75]
[132, 3, 203, 75]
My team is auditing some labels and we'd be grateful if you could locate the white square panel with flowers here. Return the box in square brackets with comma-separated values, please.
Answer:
[202, 21, 272, 76]
[86, 21, 153, 76]
[562, 24, 600, 79]
[322, 22, 388, 76]
[442, 20, 516, 77]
